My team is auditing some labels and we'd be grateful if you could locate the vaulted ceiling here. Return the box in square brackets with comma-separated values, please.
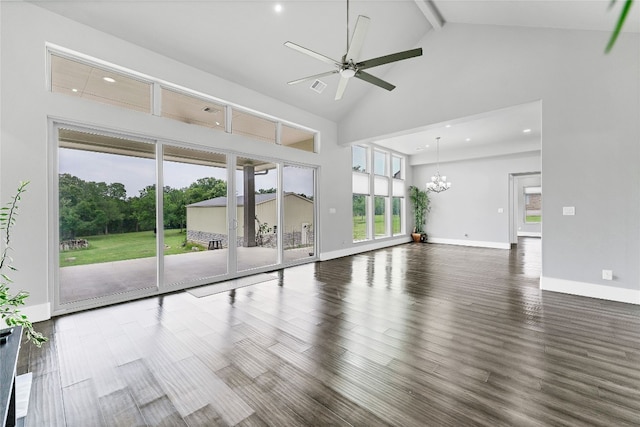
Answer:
[30, 0, 639, 157]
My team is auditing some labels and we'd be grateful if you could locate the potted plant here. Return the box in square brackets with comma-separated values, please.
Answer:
[1, 181, 47, 346]
[409, 185, 430, 243]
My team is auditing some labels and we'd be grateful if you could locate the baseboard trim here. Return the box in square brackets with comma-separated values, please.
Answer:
[427, 237, 510, 250]
[19, 302, 51, 323]
[319, 236, 411, 261]
[540, 276, 640, 305]
[517, 231, 541, 237]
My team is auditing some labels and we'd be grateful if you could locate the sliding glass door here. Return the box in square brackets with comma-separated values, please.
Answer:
[162, 145, 228, 287]
[55, 125, 317, 312]
[57, 128, 157, 304]
[283, 165, 315, 262]
[235, 156, 278, 272]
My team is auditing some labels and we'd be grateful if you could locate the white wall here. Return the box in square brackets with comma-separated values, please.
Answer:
[339, 23, 640, 303]
[0, 2, 368, 318]
[414, 151, 540, 248]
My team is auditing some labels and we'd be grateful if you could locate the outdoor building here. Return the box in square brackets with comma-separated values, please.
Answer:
[186, 193, 314, 249]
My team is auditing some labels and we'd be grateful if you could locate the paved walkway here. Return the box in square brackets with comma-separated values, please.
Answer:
[59, 246, 314, 304]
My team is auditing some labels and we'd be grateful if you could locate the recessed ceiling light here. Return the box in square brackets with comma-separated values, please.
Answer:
[523, 129, 532, 133]
[465, 138, 471, 142]
[103, 77, 116, 83]
[71, 88, 78, 93]
[425, 145, 430, 148]
[445, 124, 452, 128]
[274, 3, 283, 13]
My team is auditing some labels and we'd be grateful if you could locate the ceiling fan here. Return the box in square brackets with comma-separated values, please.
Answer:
[284, 0, 423, 100]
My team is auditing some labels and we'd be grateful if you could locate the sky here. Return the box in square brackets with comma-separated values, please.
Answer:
[59, 148, 314, 198]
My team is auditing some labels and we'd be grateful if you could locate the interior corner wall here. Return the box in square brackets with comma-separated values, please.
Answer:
[339, 23, 640, 300]
[414, 151, 540, 247]
[0, 2, 361, 318]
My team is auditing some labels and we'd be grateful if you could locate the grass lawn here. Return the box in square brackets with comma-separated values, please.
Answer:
[526, 215, 542, 223]
[353, 215, 401, 241]
[60, 229, 205, 267]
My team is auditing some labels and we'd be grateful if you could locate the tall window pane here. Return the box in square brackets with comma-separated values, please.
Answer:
[58, 128, 156, 304]
[352, 146, 367, 172]
[163, 146, 228, 286]
[374, 196, 387, 238]
[374, 150, 387, 176]
[392, 156, 402, 179]
[392, 197, 402, 235]
[283, 165, 315, 262]
[353, 194, 369, 241]
[236, 157, 278, 271]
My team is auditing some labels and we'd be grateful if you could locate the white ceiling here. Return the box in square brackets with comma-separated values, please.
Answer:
[437, 0, 640, 33]
[30, 0, 637, 159]
[375, 100, 541, 161]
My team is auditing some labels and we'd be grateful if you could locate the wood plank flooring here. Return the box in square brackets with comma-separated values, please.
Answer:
[17, 238, 640, 426]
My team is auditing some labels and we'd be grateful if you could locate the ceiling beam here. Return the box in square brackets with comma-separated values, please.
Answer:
[414, 0, 445, 31]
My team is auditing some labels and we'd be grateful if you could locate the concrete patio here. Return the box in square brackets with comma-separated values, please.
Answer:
[59, 246, 314, 304]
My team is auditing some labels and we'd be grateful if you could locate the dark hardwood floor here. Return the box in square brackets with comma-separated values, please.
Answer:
[17, 238, 640, 426]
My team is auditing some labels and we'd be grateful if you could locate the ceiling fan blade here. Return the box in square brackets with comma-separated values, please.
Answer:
[356, 48, 423, 70]
[335, 76, 350, 100]
[284, 42, 340, 67]
[287, 70, 338, 85]
[345, 15, 370, 62]
[355, 70, 395, 91]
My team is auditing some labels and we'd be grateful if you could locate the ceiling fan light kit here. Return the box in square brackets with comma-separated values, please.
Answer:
[284, 0, 423, 100]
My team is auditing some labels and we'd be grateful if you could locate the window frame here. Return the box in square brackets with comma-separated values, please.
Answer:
[47, 44, 318, 153]
[352, 145, 406, 242]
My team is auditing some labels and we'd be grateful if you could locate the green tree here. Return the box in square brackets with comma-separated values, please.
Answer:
[353, 195, 366, 219]
[130, 185, 156, 231]
[186, 177, 227, 203]
[59, 174, 131, 237]
[257, 187, 277, 194]
[374, 197, 385, 215]
[163, 186, 187, 231]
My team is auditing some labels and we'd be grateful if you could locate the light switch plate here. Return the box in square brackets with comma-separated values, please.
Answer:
[329, 208, 336, 214]
[562, 206, 575, 216]
[497, 208, 504, 213]
[602, 269, 613, 281]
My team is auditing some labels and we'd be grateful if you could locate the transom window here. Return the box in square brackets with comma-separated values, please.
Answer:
[49, 50, 317, 153]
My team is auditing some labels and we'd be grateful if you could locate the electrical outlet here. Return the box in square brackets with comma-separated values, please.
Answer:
[602, 269, 613, 281]
[563, 206, 575, 216]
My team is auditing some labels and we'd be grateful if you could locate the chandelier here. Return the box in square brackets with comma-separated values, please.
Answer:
[426, 137, 451, 193]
